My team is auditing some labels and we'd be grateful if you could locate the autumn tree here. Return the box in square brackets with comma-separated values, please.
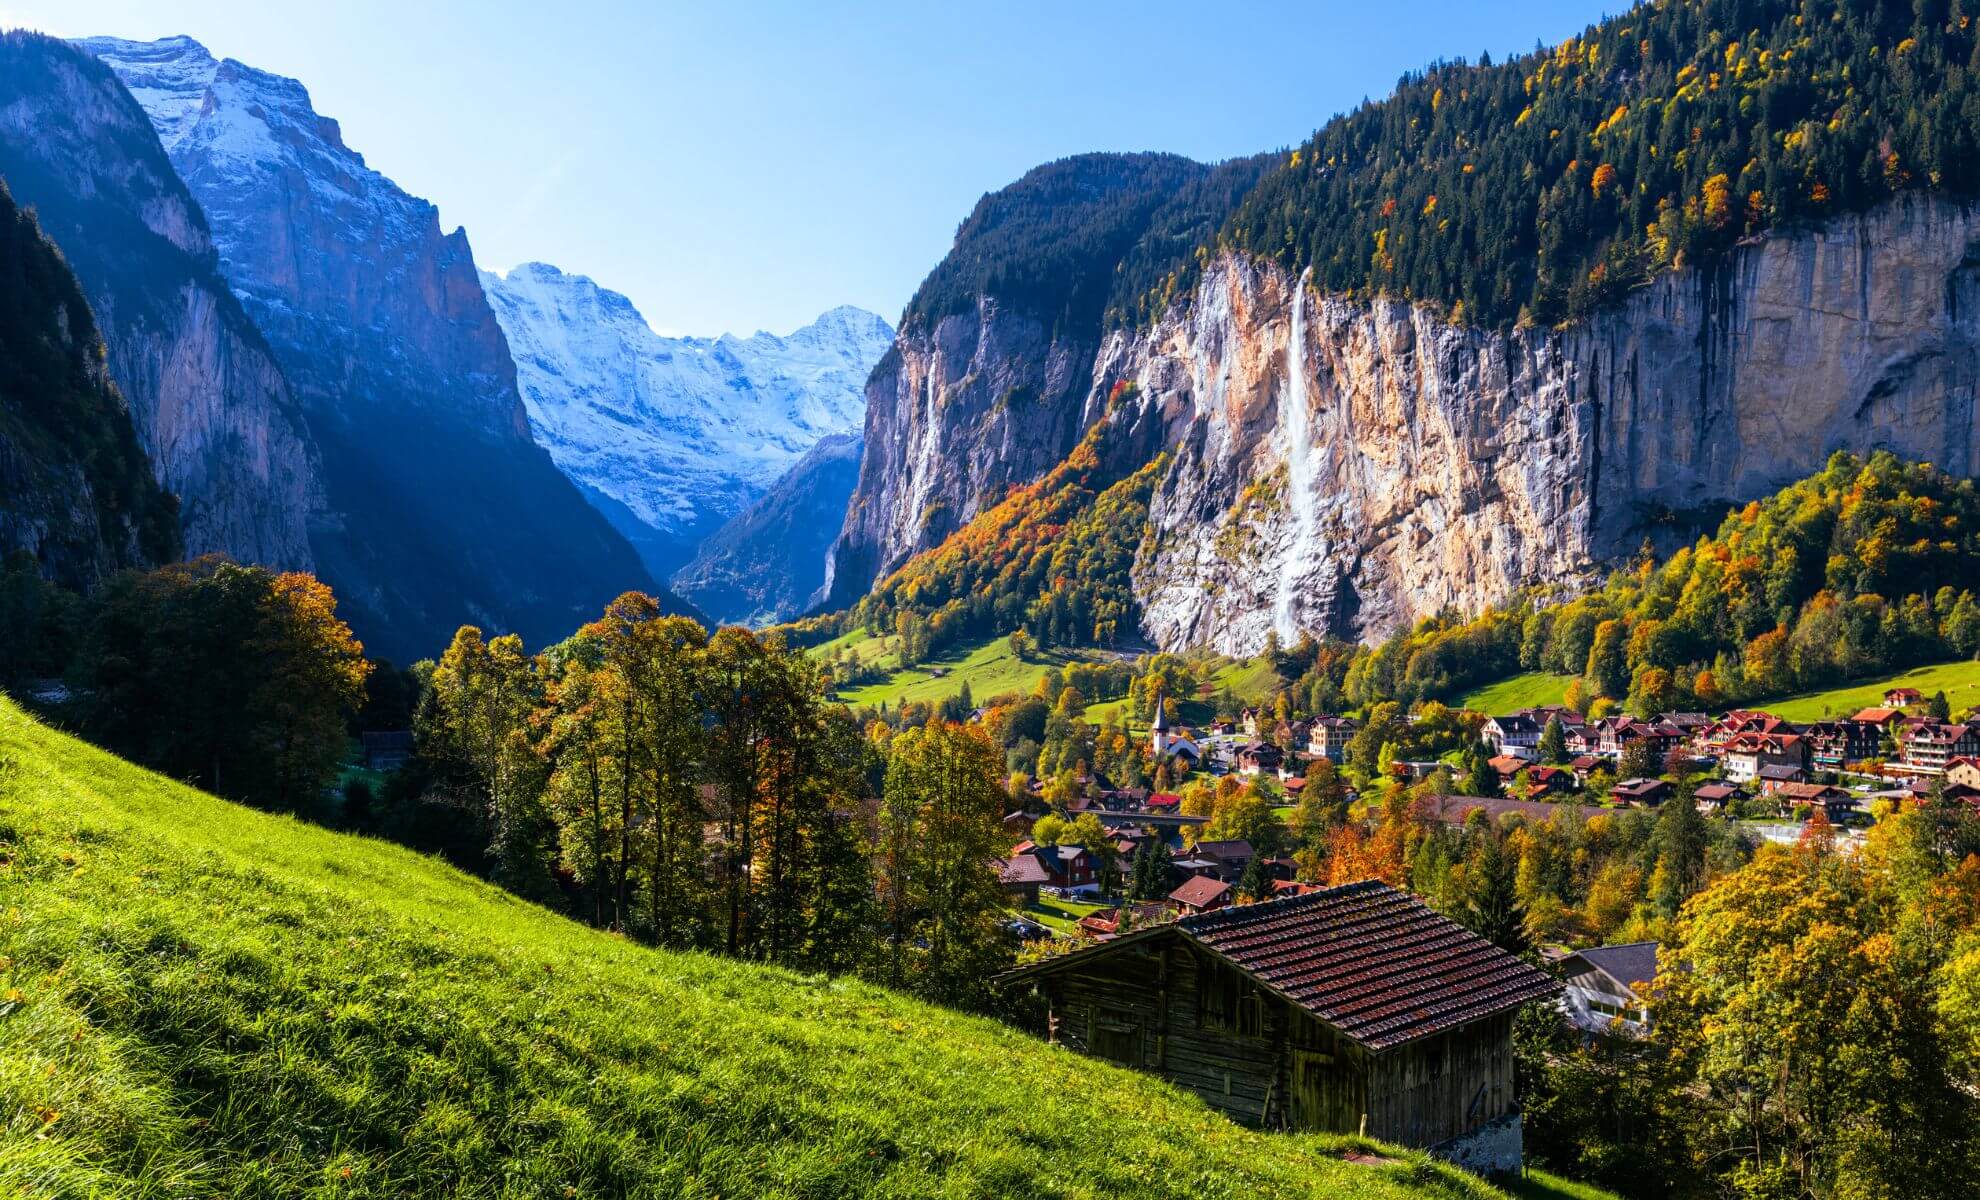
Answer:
[878, 721, 1012, 1005]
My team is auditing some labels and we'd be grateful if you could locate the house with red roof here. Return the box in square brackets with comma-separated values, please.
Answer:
[1167, 874, 1232, 914]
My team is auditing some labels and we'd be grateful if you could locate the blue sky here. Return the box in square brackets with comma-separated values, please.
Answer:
[6, 0, 1617, 336]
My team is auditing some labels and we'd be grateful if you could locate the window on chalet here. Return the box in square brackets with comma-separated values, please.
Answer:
[1199, 965, 1265, 1038]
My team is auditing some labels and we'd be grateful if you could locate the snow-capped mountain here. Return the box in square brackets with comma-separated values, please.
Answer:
[480, 262, 892, 576]
[80, 35, 671, 661]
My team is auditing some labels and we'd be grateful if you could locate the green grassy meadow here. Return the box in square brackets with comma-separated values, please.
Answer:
[1454, 672, 1576, 715]
[0, 696, 1609, 1198]
[1758, 659, 1980, 721]
[822, 633, 1115, 710]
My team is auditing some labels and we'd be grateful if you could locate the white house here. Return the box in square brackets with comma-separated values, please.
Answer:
[1559, 942, 1660, 1038]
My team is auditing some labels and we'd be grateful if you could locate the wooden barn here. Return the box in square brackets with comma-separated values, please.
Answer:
[999, 880, 1558, 1174]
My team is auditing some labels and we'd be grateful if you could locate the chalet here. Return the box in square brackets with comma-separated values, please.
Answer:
[1240, 707, 1264, 739]
[1949, 757, 1980, 791]
[360, 730, 414, 771]
[1001, 810, 1036, 838]
[1306, 715, 1359, 762]
[1568, 754, 1605, 784]
[1236, 741, 1284, 778]
[1559, 942, 1659, 1038]
[1564, 723, 1599, 757]
[1172, 854, 1224, 882]
[1803, 719, 1879, 770]
[993, 853, 1051, 905]
[1487, 754, 1530, 783]
[1722, 731, 1808, 783]
[1000, 882, 1559, 1172]
[1524, 765, 1576, 797]
[1482, 713, 1543, 758]
[1168, 874, 1232, 914]
[1692, 781, 1745, 814]
[1659, 712, 1712, 740]
[1885, 686, 1926, 708]
[1754, 761, 1809, 789]
[1595, 717, 1684, 762]
[1077, 902, 1176, 941]
[1008, 843, 1101, 895]
[1769, 781, 1854, 823]
[1610, 777, 1671, 806]
[1849, 706, 1907, 734]
[1702, 710, 1793, 756]
[1191, 839, 1256, 881]
[1146, 791, 1183, 812]
[1898, 722, 1980, 775]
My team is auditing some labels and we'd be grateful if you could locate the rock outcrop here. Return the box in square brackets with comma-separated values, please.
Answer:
[672, 432, 865, 626]
[821, 151, 1268, 610]
[820, 302, 1098, 608]
[83, 36, 669, 661]
[480, 262, 890, 578]
[0, 33, 316, 570]
[1116, 195, 1980, 653]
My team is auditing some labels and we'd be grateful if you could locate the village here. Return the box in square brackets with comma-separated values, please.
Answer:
[996, 682, 1979, 922]
[984, 682, 1980, 1167]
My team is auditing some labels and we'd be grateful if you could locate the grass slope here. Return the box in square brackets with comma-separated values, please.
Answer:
[0, 697, 1606, 1198]
[828, 635, 1114, 710]
[1759, 659, 1980, 722]
[1454, 673, 1576, 715]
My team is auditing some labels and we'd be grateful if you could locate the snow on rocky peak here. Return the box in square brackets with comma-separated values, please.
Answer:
[480, 262, 892, 570]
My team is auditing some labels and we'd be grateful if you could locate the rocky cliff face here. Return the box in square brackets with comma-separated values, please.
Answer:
[672, 432, 865, 626]
[0, 179, 178, 587]
[480, 262, 890, 577]
[83, 36, 667, 661]
[0, 33, 316, 569]
[1114, 195, 1980, 653]
[819, 301, 1098, 608]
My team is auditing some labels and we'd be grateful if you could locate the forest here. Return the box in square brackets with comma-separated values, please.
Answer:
[1204, 0, 1980, 327]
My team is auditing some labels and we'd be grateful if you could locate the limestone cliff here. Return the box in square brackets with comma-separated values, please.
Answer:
[820, 303, 1097, 608]
[821, 151, 1266, 610]
[0, 33, 316, 570]
[1118, 195, 1980, 653]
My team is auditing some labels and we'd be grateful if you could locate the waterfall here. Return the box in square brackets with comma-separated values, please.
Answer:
[1272, 269, 1317, 640]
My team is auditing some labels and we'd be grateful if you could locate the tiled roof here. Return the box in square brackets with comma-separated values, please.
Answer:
[1567, 941, 1661, 993]
[1177, 881, 1559, 1050]
[995, 855, 1050, 885]
[1170, 875, 1232, 909]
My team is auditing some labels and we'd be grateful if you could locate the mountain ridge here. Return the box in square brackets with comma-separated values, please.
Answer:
[480, 260, 890, 580]
[81, 34, 677, 661]
[0, 31, 318, 570]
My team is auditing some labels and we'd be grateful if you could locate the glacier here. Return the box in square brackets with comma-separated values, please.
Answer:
[480, 262, 892, 576]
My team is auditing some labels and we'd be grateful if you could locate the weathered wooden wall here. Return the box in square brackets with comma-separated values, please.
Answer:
[1364, 1012, 1516, 1148]
[1039, 939, 1516, 1149]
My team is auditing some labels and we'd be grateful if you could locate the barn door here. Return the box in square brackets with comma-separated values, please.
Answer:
[1291, 1049, 1343, 1132]
[1090, 1018, 1142, 1068]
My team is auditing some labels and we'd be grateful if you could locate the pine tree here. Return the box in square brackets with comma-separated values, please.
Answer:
[1464, 835, 1528, 955]
[1237, 852, 1272, 903]
[1538, 716, 1568, 765]
[1652, 783, 1707, 918]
